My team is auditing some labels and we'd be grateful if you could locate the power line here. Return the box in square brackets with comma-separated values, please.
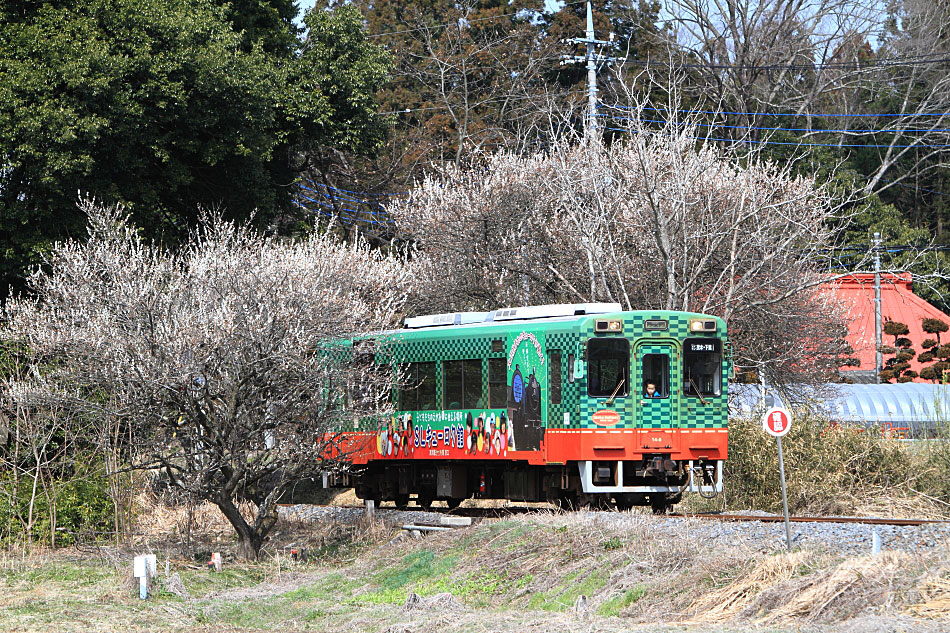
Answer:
[620, 51, 950, 71]
[597, 112, 950, 134]
[603, 125, 950, 148]
[599, 102, 950, 118]
[292, 200, 395, 228]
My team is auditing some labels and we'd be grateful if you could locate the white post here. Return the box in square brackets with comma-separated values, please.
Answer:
[133, 555, 148, 599]
[585, 2, 597, 135]
[365, 498, 375, 523]
[776, 436, 792, 552]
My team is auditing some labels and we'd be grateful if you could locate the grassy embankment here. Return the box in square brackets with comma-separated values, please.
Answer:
[2, 511, 949, 633]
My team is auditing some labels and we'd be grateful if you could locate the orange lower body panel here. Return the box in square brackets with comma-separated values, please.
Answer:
[337, 428, 727, 466]
[544, 428, 727, 463]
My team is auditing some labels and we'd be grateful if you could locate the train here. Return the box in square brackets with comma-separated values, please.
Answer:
[336, 303, 730, 513]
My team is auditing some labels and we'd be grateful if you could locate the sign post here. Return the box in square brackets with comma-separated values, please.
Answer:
[763, 407, 793, 551]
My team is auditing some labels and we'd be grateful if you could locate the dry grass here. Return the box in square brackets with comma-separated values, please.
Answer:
[760, 551, 909, 623]
[906, 574, 950, 619]
[686, 551, 812, 622]
[3, 504, 950, 632]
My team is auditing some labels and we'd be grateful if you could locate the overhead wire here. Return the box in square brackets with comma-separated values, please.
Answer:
[602, 126, 950, 148]
[619, 51, 950, 71]
[596, 111, 950, 134]
[599, 102, 950, 118]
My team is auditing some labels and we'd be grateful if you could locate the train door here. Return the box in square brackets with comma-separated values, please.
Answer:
[635, 342, 680, 449]
[506, 329, 546, 451]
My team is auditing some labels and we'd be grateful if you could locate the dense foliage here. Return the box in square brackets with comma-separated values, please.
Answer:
[0, 0, 390, 296]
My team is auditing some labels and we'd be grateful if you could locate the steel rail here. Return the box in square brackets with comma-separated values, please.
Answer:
[673, 513, 950, 526]
[286, 504, 949, 526]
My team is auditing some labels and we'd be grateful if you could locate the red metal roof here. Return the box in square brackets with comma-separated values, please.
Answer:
[829, 273, 950, 381]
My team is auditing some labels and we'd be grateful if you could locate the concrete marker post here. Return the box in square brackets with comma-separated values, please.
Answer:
[365, 499, 375, 524]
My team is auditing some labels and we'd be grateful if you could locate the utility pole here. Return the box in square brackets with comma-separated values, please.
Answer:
[873, 232, 882, 383]
[560, 2, 620, 136]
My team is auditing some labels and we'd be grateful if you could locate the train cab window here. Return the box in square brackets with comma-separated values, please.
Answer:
[587, 338, 629, 398]
[549, 350, 562, 405]
[488, 358, 507, 408]
[568, 353, 575, 383]
[443, 359, 483, 409]
[683, 338, 722, 397]
[398, 362, 437, 410]
[641, 354, 669, 398]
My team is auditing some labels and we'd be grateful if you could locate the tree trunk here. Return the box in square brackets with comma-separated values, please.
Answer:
[214, 495, 271, 561]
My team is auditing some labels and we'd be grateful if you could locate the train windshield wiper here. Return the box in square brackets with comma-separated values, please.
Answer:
[606, 378, 625, 406]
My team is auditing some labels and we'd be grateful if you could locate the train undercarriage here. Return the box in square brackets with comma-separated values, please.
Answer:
[351, 457, 722, 514]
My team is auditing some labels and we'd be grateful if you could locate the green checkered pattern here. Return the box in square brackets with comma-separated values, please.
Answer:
[364, 310, 729, 433]
[388, 334, 504, 409]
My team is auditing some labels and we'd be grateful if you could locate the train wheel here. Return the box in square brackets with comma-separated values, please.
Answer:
[446, 498, 463, 510]
[650, 495, 671, 515]
[416, 495, 433, 511]
[395, 494, 410, 510]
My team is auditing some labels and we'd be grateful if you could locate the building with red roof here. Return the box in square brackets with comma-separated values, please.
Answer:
[830, 273, 950, 382]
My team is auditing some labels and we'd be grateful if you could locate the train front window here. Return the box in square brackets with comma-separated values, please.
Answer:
[641, 354, 669, 398]
[683, 338, 722, 397]
[587, 338, 629, 398]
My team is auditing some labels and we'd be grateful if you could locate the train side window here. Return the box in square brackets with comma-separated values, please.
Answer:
[641, 354, 668, 398]
[587, 338, 630, 398]
[398, 362, 436, 410]
[488, 358, 507, 408]
[568, 353, 575, 383]
[549, 350, 562, 405]
[443, 359, 483, 409]
[683, 338, 722, 397]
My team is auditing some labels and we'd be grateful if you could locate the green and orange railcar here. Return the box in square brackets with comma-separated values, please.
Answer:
[341, 303, 729, 512]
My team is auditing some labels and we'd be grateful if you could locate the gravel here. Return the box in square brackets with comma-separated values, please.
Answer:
[279, 504, 950, 556]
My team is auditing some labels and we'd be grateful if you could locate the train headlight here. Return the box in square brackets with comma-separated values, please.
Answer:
[689, 319, 717, 333]
[595, 319, 623, 333]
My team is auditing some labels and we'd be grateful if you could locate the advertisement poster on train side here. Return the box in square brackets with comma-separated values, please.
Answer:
[372, 328, 548, 459]
[506, 329, 546, 451]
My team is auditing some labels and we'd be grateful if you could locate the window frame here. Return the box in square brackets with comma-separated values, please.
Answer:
[398, 362, 437, 411]
[682, 338, 723, 397]
[487, 357, 507, 409]
[442, 358, 484, 410]
[640, 353, 669, 399]
[586, 337, 630, 398]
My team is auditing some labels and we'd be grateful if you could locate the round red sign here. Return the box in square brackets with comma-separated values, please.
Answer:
[762, 407, 792, 437]
[592, 409, 621, 427]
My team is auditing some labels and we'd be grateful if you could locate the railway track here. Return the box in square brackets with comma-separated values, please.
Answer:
[316, 503, 949, 527]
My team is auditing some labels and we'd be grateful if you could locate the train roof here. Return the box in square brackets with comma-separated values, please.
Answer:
[395, 303, 725, 335]
[402, 303, 622, 330]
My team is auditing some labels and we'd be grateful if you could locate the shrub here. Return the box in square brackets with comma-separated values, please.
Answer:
[724, 416, 913, 514]
[0, 463, 113, 546]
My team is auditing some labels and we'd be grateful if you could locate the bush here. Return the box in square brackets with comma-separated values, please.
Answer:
[724, 416, 913, 514]
[0, 464, 113, 546]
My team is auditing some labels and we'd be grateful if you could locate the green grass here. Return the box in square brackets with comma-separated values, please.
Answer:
[354, 549, 460, 605]
[597, 585, 646, 617]
[526, 569, 609, 612]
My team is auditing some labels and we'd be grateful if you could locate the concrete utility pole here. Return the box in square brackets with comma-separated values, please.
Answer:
[874, 232, 882, 383]
[560, 2, 621, 136]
